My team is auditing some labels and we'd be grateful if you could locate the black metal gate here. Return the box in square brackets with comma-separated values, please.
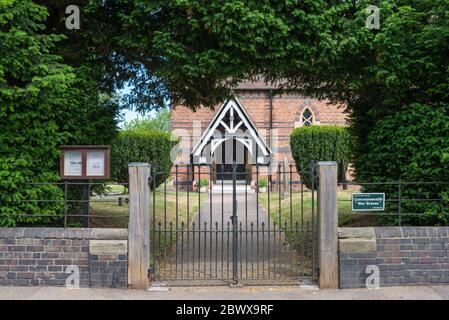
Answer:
[149, 162, 317, 286]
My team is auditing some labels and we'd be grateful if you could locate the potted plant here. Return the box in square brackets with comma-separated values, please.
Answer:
[198, 178, 209, 192]
[257, 179, 267, 193]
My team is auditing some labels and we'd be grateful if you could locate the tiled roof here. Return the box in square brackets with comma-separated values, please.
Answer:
[235, 78, 288, 90]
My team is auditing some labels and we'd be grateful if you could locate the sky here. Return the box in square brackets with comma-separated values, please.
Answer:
[117, 85, 151, 128]
[121, 109, 146, 126]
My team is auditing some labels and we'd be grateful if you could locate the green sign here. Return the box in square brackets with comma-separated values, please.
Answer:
[352, 193, 385, 211]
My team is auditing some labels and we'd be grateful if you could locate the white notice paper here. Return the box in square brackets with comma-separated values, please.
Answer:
[86, 151, 105, 176]
[64, 151, 82, 176]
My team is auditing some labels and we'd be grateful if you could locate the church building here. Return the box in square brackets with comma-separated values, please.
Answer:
[170, 80, 347, 188]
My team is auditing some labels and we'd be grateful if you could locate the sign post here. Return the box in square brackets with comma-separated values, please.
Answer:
[352, 193, 385, 211]
[60, 146, 110, 227]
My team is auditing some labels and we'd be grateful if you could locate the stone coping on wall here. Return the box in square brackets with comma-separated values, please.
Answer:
[338, 226, 449, 253]
[339, 226, 449, 241]
[374, 227, 449, 238]
[339, 227, 377, 252]
[0, 228, 127, 240]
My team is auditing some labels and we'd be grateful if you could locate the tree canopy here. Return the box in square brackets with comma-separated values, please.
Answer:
[123, 109, 170, 132]
[1, 0, 448, 225]
[0, 0, 119, 226]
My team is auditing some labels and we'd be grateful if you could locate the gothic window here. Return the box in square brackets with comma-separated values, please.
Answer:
[300, 107, 314, 126]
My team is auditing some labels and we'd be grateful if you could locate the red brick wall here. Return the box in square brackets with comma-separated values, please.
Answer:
[171, 91, 347, 185]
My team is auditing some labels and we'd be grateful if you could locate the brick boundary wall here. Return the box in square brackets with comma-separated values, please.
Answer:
[0, 228, 128, 288]
[339, 227, 449, 289]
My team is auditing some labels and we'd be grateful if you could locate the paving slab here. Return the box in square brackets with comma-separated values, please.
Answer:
[0, 285, 445, 300]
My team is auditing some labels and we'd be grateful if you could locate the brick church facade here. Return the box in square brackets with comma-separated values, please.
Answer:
[170, 80, 347, 187]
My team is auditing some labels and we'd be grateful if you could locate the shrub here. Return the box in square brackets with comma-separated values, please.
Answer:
[257, 179, 268, 188]
[111, 130, 179, 188]
[198, 178, 209, 187]
[290, 126, 351, 189]
[356, 103, 449, 226]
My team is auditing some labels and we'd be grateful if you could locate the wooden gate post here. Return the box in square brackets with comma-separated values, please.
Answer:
[128, 162, 151, 289]
[316, 161, 339, 289]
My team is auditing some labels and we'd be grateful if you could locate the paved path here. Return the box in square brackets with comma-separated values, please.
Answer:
[1, 285, 449, 300]
[154, 192, 312, 283]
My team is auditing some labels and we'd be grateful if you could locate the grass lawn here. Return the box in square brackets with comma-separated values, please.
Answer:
[150, 189, 206, 229]
[257, 187, 360, 231]
[89, 184, 207, 229]
[89, 199, 130, 228]
[256, 187, 360, 251]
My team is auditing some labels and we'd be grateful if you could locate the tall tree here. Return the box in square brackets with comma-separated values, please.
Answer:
[0, 0, 75, 225]
[0, 0, 120, 226]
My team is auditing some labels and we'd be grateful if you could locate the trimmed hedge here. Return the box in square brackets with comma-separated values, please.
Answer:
[357, 103, 449, 226]
[290, 126, 351, 189]
[111, 130, 179, 187]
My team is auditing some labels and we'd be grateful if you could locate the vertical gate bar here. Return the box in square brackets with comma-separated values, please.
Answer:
[398, 181, 402, 227]
[278, 163, 281, 226]
[250, 222, 254, 278]
[289, 164, 293, 278]
[311, 163, 316, 279]
[295, 221, 301, 276]
[192, 222, 196, 279]
[175, 165, 179, 275]
[246, 212, 249, 278]
[187, 166, 190, 279]
[267, 166, 271, 279]
[273, 222, 277, 279]
[187, 165, 190, 233]
[245, 166, 248, 278]
[163, 221, 167, 278]
[157, 221, 160, 277]
[239, 221, 243, 279]
[284, 221, 288, 280]
[262, 222, 265, 279]
[245, 166, 248, 227]
[64, 181, 68, 228]
[301, 179, 304, 228]
[204, 222, 207, 278]
[181, 221, 184, 279]
[232, 161, 238, 284]
[290, 164, 293, 227]
[304, 221, 308, 277]
[164, 174, 167, 230]
[256, 170, 260, 279]
[245, 165, 248, 280]
[227, 221, 230, 280]
[300, 179, 305, 273]
[169, 222, 172, 277]
[157, 222, 161, 280]
[197, 164, 201, 274]
[215, 222, 218, 278]
[163, 176, 167, 279]
[209, 165, 213, 278]
[152, 167, 156, 279]
[221, 164, 224, 276]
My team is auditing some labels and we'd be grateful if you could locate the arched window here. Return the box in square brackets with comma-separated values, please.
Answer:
[300, 107, 314, 126]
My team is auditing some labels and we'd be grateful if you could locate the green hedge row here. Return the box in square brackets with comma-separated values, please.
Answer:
[111, 130, 179, 188]
[290, 126, 351, 189]
[357, 103, 449, 226]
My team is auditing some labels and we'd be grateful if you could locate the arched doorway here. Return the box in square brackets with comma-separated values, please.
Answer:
[212, 137, 252, 181]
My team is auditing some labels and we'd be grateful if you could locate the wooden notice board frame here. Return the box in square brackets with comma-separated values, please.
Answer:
[60, 145, 110, 180]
